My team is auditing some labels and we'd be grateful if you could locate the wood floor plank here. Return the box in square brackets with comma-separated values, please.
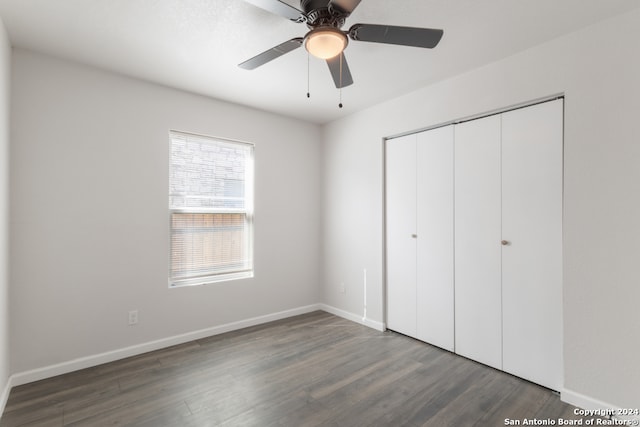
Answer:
[0, 311, 596, 426]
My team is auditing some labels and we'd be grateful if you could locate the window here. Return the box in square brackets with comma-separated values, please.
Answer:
[169, 131, 254, 287]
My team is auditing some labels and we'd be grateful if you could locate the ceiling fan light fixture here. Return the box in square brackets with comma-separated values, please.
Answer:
[304, 27, 348, 59]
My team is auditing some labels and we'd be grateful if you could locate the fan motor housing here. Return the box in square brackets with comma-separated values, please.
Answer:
[301, 0, 347, 28]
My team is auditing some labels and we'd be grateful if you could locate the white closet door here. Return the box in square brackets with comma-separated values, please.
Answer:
[501, 99, 563, 390]
[386, 134, 417, 337]
[454, 115, 503, 370]
[416, 126, 454, 351]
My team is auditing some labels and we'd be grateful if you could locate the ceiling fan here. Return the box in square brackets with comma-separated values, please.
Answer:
[239, 0, 444, 89]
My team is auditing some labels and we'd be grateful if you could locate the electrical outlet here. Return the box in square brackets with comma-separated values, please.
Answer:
[339, 283, 346, 294]
[128, 310, 138, 326]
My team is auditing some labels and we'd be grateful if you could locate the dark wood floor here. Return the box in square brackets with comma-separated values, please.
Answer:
[1, 311, 595, 426]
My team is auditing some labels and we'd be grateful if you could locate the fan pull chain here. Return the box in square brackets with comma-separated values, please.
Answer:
[306, 52, 310, 98]
[338, 53, 343, 108]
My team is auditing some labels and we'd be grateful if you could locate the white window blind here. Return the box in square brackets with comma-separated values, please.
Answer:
[169, 131, 254, 287]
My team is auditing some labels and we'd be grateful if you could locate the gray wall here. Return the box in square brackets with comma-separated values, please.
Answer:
[9, 50, 322, 375]
[321, 8, 640, 410]
[0, 16, 10, 406]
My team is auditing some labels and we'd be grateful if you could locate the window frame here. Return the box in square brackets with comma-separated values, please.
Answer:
[168, 130, 254, 288]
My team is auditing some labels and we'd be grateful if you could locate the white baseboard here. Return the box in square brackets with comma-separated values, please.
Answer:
[319, 304, 385, 331]
[562, 388, 640, 423]
[9, 303, 380, 389]
[0, 375, 13, 417]
[10, 304, 322, 387]
[5, 307, 636, 425]
[1, 303, 370, 416]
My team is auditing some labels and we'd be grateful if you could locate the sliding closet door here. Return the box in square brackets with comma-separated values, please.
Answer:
[416, 126, 454, 351]
[386, 134, 417, 337]
[501, 99, 563, 390]
[454, 115, 503, 370]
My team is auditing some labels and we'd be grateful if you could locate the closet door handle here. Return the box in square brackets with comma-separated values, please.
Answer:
[411, 234, 417, 238]
[501, 240, 510, 246]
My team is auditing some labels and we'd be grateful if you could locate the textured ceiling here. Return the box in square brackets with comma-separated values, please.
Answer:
[1, 0, 639, 124]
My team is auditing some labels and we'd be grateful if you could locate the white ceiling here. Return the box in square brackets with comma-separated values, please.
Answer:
[1, 0, 639, 124]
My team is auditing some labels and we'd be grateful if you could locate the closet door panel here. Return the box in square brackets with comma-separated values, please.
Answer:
[454, 115, 503, 370]
[416, 126, 454, 351]
[501, 99, 563, 390]
[386, 134, 417, 337]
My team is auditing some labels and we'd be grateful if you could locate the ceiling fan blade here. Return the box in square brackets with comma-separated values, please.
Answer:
[238, 38, 304, 70]
[349, 24, 443, 48]
[326, 53, 354, 88]
[243, 0, 305, 22]
[329, 0, 362, 14]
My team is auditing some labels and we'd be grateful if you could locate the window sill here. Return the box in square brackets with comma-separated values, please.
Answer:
[169, 271, 254, 288]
